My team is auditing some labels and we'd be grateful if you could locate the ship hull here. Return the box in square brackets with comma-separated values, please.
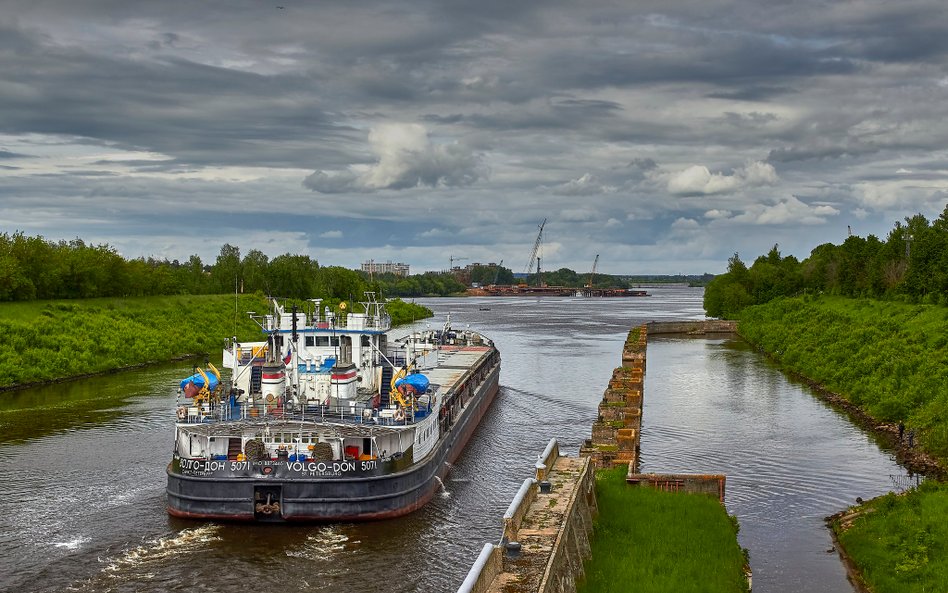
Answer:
[166, 364, 500, 522]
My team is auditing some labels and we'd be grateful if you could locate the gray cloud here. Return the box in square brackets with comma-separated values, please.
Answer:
[303, 123, 487, 193]
[2, 0, 948, 273]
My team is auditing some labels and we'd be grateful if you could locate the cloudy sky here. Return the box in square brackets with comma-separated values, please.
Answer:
[2, 0, 948, 274]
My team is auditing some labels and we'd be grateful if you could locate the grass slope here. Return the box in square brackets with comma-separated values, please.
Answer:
[578, 467, 748, 593]
[738, 296, 948, 461]
[833, 481, 948, 593]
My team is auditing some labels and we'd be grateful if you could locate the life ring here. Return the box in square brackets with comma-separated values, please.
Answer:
[176, 406, 187, 421]
[394, 408, 406, 422]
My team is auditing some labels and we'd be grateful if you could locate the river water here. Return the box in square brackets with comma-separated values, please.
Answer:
[0, 286, 909, 593]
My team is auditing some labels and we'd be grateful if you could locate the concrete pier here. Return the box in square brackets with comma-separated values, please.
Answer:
[456, 439, 597, 593]
[580, 325, 646, 470]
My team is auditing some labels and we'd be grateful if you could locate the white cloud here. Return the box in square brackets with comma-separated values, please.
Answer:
[550, 173, 617, 196]
[671, 217, 700, 229]
[319, 230, 343, 239]
[560, 208, 597, 222]
[667, 161, 778, 196]
[731, 196, 839, 225]
[304, 123, 486, 193]
[605, 217, 622, 228]
[704, 209, 732, 220]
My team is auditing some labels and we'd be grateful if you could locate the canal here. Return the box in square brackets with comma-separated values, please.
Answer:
[0, 287, 909, 592]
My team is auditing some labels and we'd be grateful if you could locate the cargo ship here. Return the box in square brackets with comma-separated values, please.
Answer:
[166, 294, 500, 522]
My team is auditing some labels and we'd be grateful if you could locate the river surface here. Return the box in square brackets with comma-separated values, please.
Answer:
[0, 286, 910, 593]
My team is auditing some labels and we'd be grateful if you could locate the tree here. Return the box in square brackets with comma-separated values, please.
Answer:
[212, 244, 241, 294]
[241, 249, 270, 294]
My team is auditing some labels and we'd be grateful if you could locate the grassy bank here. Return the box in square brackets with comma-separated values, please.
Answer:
[0, 295, 432, 389]
[738, 296, 948, 463]
[831, 481, 948, 592]
[577, 467, 748, 593]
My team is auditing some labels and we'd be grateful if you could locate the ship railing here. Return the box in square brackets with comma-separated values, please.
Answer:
[177, 400, 428, 427]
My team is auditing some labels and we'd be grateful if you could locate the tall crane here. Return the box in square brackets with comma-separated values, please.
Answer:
[449, 255, 468, 270]
[523, 218, 546, 287]
[492, 259, 504, 285]
[587, 254, 599, 288]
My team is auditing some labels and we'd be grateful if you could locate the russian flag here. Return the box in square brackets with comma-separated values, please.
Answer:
[283, 346, 293, 364]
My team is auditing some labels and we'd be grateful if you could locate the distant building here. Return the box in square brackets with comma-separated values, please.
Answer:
[361, 260, 410, 277]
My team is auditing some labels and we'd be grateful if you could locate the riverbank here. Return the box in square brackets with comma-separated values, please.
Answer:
[735, 295, 948, 592]
[827, 481, 948, 593]
[0, 294, 432, 391]
[737, 295, 948, 475]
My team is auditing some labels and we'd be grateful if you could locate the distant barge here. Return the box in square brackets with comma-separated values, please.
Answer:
[166, 294, 500, 522]
[480, 285, 649, 297]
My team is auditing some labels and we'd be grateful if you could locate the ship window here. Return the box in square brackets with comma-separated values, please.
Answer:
[361, 335, 370, 347]
[330, 337, 340, 347]
[315, 336, 329, 346]
[305, 336, 315, 347]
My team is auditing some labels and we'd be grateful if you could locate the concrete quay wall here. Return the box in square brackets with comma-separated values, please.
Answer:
[456, 439, 597, 593]
[581, 325, 647, 470]
[626, 473, 727, 503]
[645, 320, 737, 335]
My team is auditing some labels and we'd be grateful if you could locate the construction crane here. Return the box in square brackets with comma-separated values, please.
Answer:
[523, 218, 546, 287]
[449, 255, 468, 270]
[492, 259, 504, 285]
[587, 254, 599, 288]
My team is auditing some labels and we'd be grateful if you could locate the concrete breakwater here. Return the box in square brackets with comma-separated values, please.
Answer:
[645, 319, 737, 335]
[580, 325, 646, 470]
[456, 438, 597, 593]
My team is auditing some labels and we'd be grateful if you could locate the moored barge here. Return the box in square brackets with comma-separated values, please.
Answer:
[166, 294, 500, 522]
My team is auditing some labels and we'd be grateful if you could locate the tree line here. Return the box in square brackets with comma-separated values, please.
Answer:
[0, 233, 470, 302]
[704, 205, 948, 318]
[0, 232, 646, 302]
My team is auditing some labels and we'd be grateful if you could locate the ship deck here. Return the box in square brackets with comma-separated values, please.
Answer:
[176, 345, 495, 431]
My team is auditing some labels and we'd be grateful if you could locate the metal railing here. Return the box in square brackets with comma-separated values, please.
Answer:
[175, 400, 429, 427]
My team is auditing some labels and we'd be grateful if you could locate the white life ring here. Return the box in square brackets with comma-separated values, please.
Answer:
[394, 408, 406, 422]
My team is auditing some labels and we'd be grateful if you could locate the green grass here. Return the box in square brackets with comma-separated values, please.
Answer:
[738, 296, 948, 461]
[624, 327, 643, 351]
[0, 295, 432, 389]
[577, 467, 748, 593]
[833, 481, 948, 593]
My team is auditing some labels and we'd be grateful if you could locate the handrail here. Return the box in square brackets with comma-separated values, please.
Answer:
[175, 401, 428, 427]
[456, 543, 501, 593]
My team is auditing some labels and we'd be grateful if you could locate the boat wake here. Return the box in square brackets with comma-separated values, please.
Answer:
[53, 536, 90, 551]
[285, 527, 353, 560]
[501, 385, 588, 414]
[65, 525, 221, 591]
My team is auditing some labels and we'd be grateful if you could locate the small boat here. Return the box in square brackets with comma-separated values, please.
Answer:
[479, 307, 491, 311]
[166, 293, 500, 522]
